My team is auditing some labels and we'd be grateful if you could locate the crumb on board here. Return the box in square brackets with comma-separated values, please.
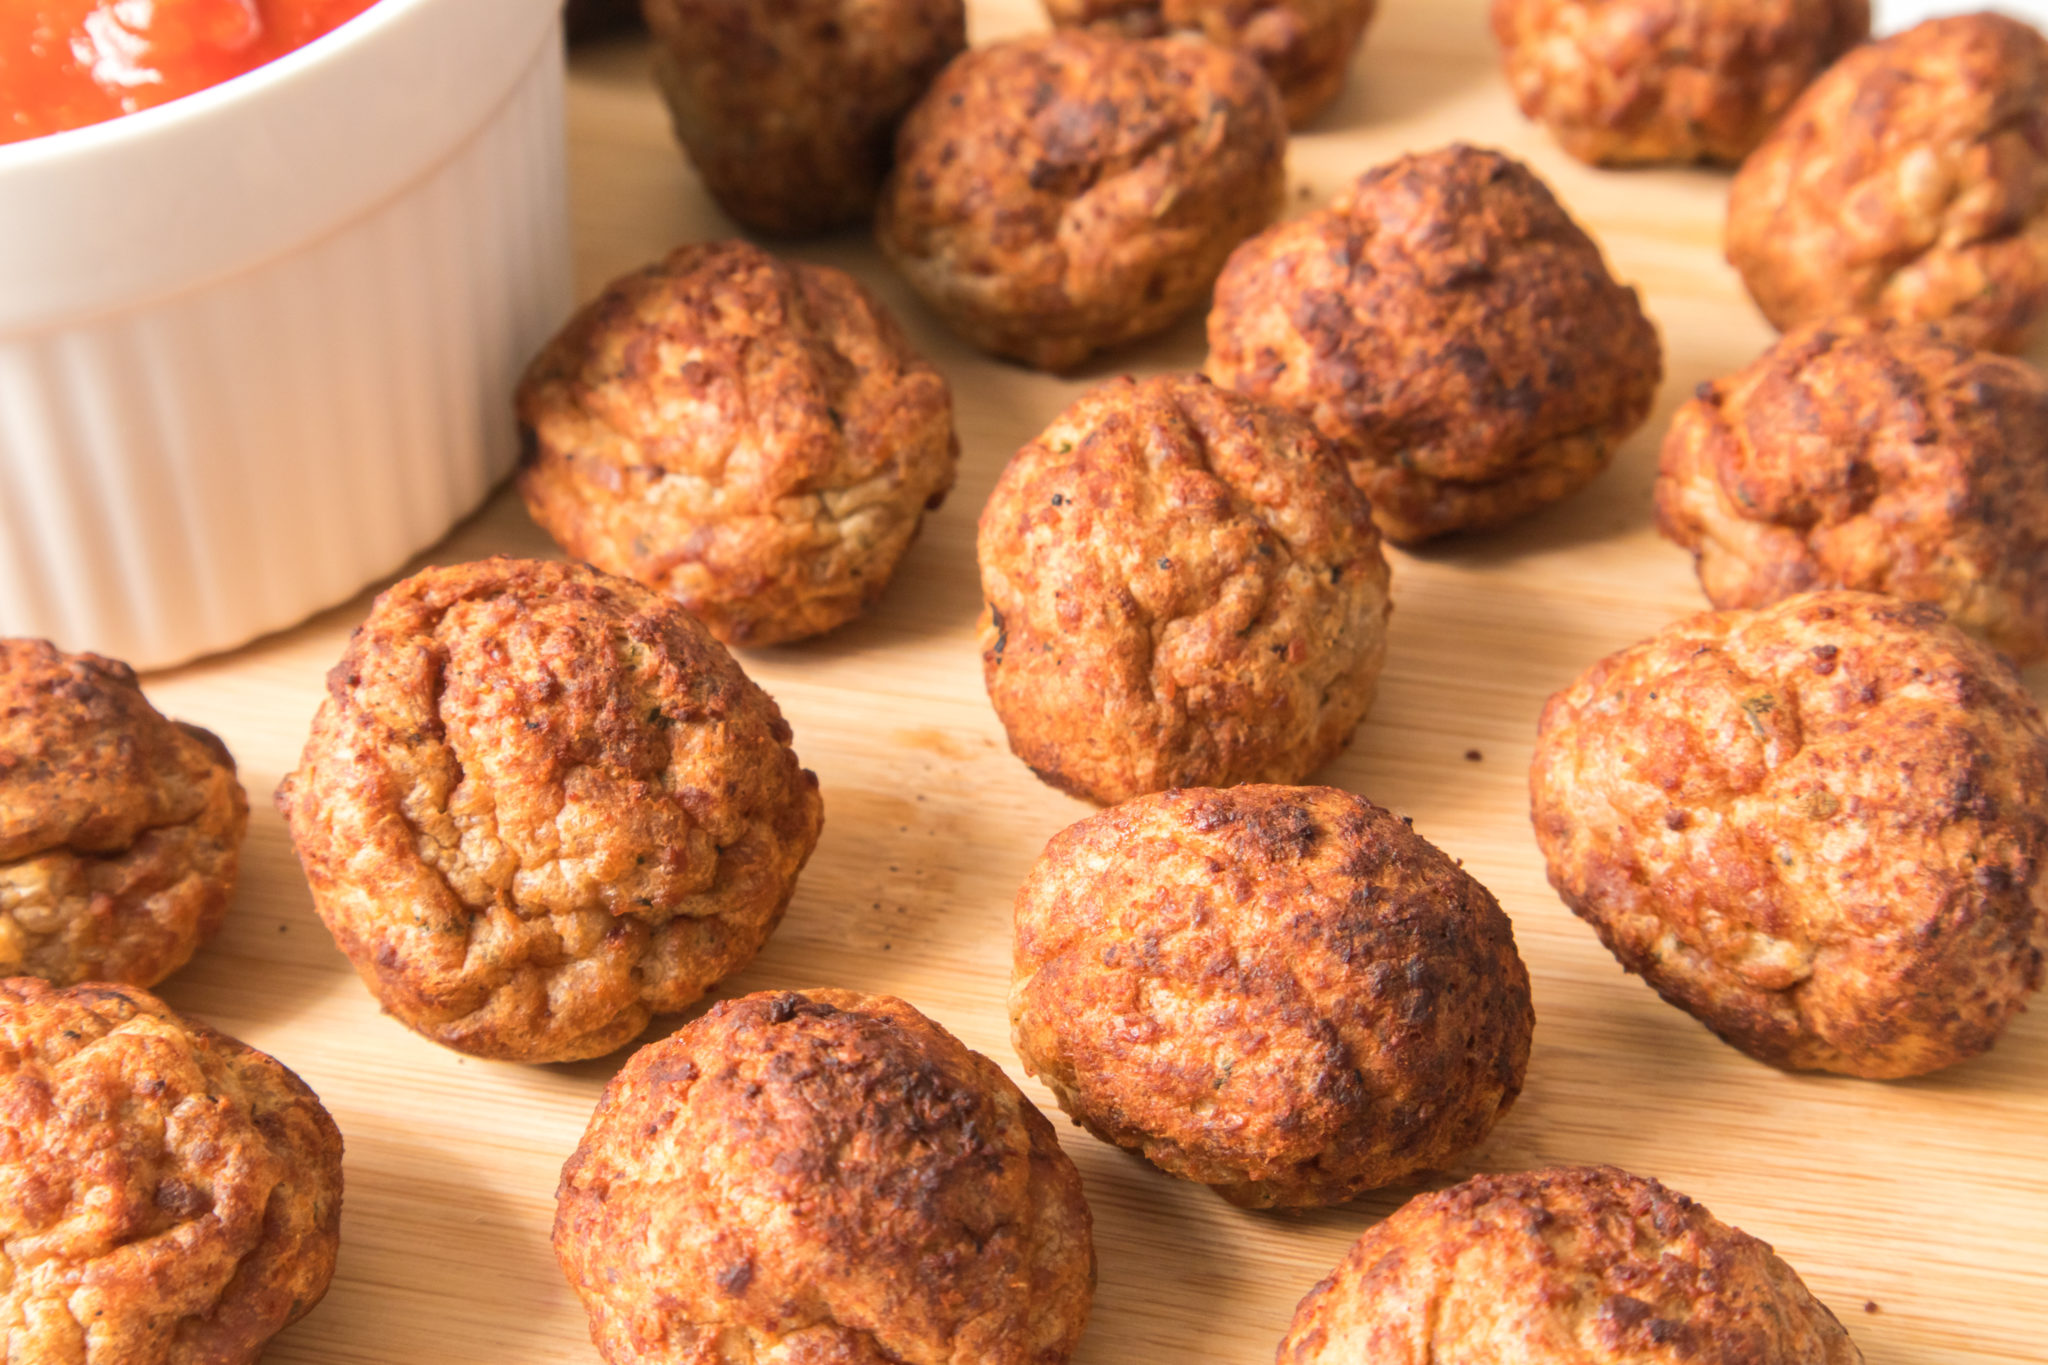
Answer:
[1465, 749, 1483, 762]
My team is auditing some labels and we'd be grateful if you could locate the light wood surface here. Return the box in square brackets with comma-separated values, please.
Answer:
[137, 2, 2046, 1361]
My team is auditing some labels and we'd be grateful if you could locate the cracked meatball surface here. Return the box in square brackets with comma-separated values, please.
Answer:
[1010, 785, 1532, 1209]
[877, 30, 1287, 372]
[276, 557, 824, 1064]
[977, 375, 1392, 806]
[517, 241, 959, 648]
[554, 989, 1095, 1365]
[1726, 12, 2048, 353]
[1657, 317, 2048, 662]
[1492, 0, 1868, 166]
[1041, 0, 1377, 128]
[645, 0, 964, 236]
[1207, 143, 1661, 543]
[1531, 591, 2048, 1078]
[0, 640, 247, 988]
[0, 979, 343, 1365]
[1278, 1165, 1864, 1365]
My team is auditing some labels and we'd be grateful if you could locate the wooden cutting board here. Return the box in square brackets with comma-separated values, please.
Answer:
[138, 2, 2047, 1360]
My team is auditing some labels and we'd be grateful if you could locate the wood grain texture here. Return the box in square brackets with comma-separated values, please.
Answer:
[131, 2, 2046, 1361]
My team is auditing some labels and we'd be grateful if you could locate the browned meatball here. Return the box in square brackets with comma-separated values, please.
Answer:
[645, 0, 965, 237]
[1530, 591, 2048, 1079]
[1042, 0, 1378, 127]
[554, 989, 1095, 1365]
[0, 639, 247, 988]
[1726, 12, 2048, 353]
[1657, 318, 2048, 662]
[1010, 785, 1533, 1209]
[275, 558, 824, 1064]
[1207, 144, 1662, 543]
[1278, 1166, 1865, 1365]
[977, 375, 1392, 806]
[878, 31, 1287, 372]
[0, 979, 343, 1365]
[516, 241, 959, 647]
[1493, 0, 1869, 165]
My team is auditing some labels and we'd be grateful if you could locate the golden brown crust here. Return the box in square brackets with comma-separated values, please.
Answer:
[553, 989, 1095, 1365]
[0, 640, 248, 988]
[1278, 1165, 1864, 1364]
[0, 979, 343, 1365]
[275, 557, 824, 1064]
[1206, 143, 1662, 543]
[1656, 317, 2048, 662]
[1492, 0, 1869, 165]
[1530, 591, 2048, 1078]
[1010, 785, 1532, 1209]
[1041, 0, 1378, 127]
[976, 375, 1392, 806]
[516, 241, 959, 648]
[644, 0, 965, 237]
[877, 31, 1288, 372]
[1725, 12, 2048, 353]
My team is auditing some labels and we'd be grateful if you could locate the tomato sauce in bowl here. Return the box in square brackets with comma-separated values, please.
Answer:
[0, 0, 380, 143]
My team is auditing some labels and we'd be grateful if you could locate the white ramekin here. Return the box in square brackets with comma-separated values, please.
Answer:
[0, 0, 573, 669]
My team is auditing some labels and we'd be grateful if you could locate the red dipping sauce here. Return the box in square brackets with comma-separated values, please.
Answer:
[0, 0, 381, 144]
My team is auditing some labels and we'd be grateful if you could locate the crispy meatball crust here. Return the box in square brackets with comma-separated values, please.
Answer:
[0, 640, 248, 988]
[1657, 318, 2048, 662]
[1531, 591, 2048, 1078]
[1010, 785, 1533, 1209]
[977, 375, 1392, 806]
[1041, 0, 1378, 128]
[1726, 12, 2048, 353]
[644, 0, 965, 237]
[1207, 143, 1662, 543]
[0, 979, 343, 1365]
[1277, 1165, 1864, 1365]
[275, 558, 824, 1064]
[1492, 0, 1869, 166]
[877, 31, 1288, 372]
[516, 241, 959, 648]
[553, 989, 1095, 1365]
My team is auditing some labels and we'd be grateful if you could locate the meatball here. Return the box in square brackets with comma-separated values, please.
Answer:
[1041, 0, 1378, 128]
[275, 557, 824, 1064]
[554, 989, 1095, 1365]
[0, 640, 247, 988]
[1010, 785, 1533, 1209]
[977, 375, 1392, 806]
[1278, 1165, 1864, 1365]
[1725, 12, 2048, 353]
[0, 979, 343, 1365]
[878, 31, 1287, 372]
[517, 241, 959, 648]
[645, 0, 964, 237]
[1657, 317, 2048, 663]
[1493, 0, 1869, 165]
[1530, 591, 2048, 1079]
[1207, 143, 1662, 543]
